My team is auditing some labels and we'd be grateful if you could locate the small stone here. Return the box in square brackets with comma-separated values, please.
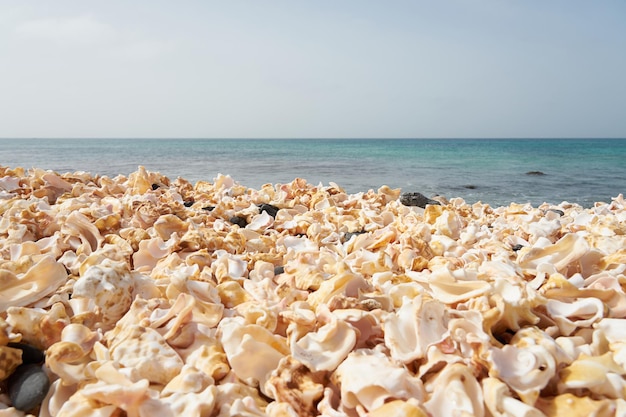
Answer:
[399, 192, 441, 208]
[7, 364, 50, 412]
[183, 200, 194, 207]
[202, 205, 216, 211]
[511, 244, 524, 252]
[259, 203, 279, 218]
[274, 266, 285, 275]
[341, 231, 366, 243]
[7, 343, 44, 365]
[229, 216, 248, 228]
[151, 183, 160, 190]
[526, 171, 546, 176]
[546, 208, 565, 216]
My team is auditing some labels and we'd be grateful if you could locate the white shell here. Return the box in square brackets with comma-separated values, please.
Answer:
[333, 348, 424, 412]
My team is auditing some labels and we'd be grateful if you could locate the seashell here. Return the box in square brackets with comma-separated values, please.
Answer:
[594, 318, 626, 369]
[306, 263, 369, 309]
[482, 377, 546, 417]
[291, 317, 356, 372]
[39, 379, 78, 417]
[265, 356, 325, 417]
[446, 309, 491, 358]
[212, 250, 248, 282]
[159, 384, 219, 417]
[46, 323, 100, 385]
[384, 295, 448, 363]
[0, 175, 21, 192]
[487, 279, 543, 335]
[425, 266, 491, 304]
[546, 297, 605, 336]
[61, 211, 104, 255]
[0, 255, 68, 311]
[535, 393, 616, 417]
[67, 362, 157, 415]
[212, 381, 270, 417]
[247, 211, 274, 232]
[367, 399, 428, 417]
[161, 364, 214, 396]
[432, 209, 463, 239]
[72, 259, 134, 328]
[559, 352, 626, 398]
[423, 363, 484, 417]
[132, 236, 176, 272]
[332, 347, 424, 412]
[518, 233, 589, 275]
[0, 345, 22, 380]
[217, 281, 253, 308]
[5, 303, 70, 350]
[488, 343, 555, 404]
[179, 335, 230, 382]
[217, 318, 289, 395]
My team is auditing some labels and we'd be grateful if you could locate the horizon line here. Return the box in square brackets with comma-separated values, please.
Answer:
[1, 137, 625, 140]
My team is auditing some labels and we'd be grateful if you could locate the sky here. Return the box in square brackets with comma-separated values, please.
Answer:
[1, 1, 625, 138]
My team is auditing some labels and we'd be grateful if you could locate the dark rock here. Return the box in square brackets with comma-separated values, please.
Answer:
[229, 216, 248, 228]
[511, 244, 524, 252]
[341, 231, 366, 244]
[151, 183, 160, 190]
[274, 266, 285, 275]
[7, 343, 44, 365]
[526, 171, 546, 176]
[259, 203, 279, 218]
[7, 364, 50, 412]
[546, 209, 565, 216]
[183, 200, 194, 207]
[399, 192, 441, 208]
[463, 185, 477, 190]
[202, 206, 216, 211]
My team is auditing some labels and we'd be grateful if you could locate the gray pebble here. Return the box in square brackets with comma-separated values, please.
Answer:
[8, 364, 50, 412]
[229, 216, 248, 227]
[399, 192, 441, 208]
[259, 203, 280, 218]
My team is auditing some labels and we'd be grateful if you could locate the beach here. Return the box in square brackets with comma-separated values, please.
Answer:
[1, 165, 626, 416]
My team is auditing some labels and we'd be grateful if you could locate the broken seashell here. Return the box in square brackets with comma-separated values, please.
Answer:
[518, 233, 589, 275]
[332, 347, 424, 412]
[291, 317, 356, 372]
[72, 259, 134, 328]
[217, 318, 289, 395]
[0, 255, 68, 311]
[265, 356, 325, 417]
[546, 297, 605, 336]
[489, 342, 555, 404]
[482, 377, 545, 417]
[384, 295, 448, 363]
[424, 363, 484, 417]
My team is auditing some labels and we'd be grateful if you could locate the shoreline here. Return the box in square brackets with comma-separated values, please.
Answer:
[1, 165, 626, 416]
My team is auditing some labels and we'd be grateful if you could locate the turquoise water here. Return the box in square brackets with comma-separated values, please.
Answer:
[1, 139, 624, 207]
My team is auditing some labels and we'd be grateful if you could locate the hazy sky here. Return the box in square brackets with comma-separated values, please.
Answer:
[1, 1, 625, 138]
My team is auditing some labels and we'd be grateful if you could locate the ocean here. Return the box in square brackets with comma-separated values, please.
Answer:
[1, 138, 624, 208]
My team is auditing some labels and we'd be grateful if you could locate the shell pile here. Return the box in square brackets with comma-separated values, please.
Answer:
[1, 165, 626, 417]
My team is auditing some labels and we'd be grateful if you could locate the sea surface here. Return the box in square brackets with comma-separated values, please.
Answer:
[1, 138, 624, 208]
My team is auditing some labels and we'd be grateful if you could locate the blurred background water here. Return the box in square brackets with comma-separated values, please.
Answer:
[1, 138, 624, 207]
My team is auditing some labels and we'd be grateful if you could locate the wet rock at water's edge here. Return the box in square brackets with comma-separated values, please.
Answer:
[399, 192, 441, 208]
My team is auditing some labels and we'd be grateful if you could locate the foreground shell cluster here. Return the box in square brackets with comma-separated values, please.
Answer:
[1, 165, 626, 416]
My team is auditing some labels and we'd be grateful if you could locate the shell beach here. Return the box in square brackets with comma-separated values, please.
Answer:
[1, 165, 626, 417]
